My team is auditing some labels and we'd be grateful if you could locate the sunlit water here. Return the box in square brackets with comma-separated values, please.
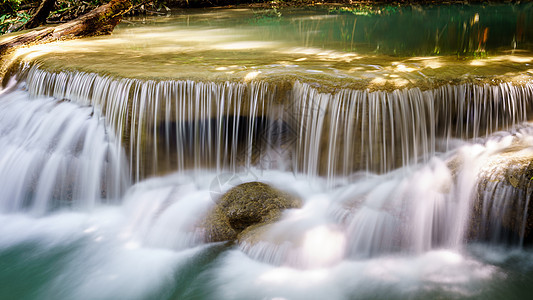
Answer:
[1, 4, 533, 300]
[4, 5, 533, 90]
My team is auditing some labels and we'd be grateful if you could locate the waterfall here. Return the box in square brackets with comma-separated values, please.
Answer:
[17, 63, 533, 183]
[23, 63, 278, 181]
[292, 81, 533, 177]
[2, 61, 533, 250]
[1, 60, 533, 299]
[0, 82, 128, 214]
[470, 135, 533, 246]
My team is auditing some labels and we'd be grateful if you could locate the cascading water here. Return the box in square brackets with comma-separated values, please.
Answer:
[0, 80, 128, 214]
[2, 5, 533, 300]
[21, 63, 533, 183]
[2, 62, 533, 299]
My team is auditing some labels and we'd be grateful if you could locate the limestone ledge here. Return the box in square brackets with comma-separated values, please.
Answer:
[2, 38, 532, 93]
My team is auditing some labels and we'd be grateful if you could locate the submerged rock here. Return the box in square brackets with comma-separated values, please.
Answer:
[470, 152, 533, 245]
[203, 182, 301, 243]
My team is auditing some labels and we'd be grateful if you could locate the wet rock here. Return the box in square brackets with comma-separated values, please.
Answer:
[469, 152, 533, 246]
[203, 182, 301, 243]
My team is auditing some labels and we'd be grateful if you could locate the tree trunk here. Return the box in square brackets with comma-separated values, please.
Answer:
[23, 0, 57, 30]
[0, 0, 132, 56]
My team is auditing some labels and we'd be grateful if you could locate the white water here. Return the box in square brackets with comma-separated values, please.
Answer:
[0, 80, 128, 214]
[2, 70, 533, 299]
[22, 64, 533, 184]
[0, 153, 517, 299]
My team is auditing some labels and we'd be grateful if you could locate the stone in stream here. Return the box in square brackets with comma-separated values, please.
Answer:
[203, 181, 301, 243]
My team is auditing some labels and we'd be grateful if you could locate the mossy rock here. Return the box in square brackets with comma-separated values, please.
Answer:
[203, 181, 301, 243]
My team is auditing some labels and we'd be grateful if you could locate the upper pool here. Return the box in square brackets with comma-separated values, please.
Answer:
[4, 4, 533, 90]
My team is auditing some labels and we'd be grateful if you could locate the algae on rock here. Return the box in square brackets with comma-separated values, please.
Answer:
[203, 181, 301, 243]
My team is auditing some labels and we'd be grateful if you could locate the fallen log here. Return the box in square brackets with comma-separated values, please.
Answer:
[0, 0, 132, 56]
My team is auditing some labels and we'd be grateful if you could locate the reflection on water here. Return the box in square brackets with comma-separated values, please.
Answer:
[126, 4, 533, 56]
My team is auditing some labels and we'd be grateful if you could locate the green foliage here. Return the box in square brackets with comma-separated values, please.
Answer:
[329, 4, 399, 16]
[1, 0, 22, 15]
[0, 0, 177, 35]
[0, 0, 34, 34]
[250, 7, 281, 26]
[49, 0, 103, 22]
[0, 12, 31, 35]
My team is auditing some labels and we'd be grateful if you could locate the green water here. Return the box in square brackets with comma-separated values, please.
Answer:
[6, 4, 533, 90]
[153, 3, 533, 56]
[2, 227, 533, 300]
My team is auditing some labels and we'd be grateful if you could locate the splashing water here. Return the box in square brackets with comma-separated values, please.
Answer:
[0, 81, 128, 214]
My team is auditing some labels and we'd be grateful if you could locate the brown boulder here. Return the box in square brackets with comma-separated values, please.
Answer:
[203, 181, 301, 243]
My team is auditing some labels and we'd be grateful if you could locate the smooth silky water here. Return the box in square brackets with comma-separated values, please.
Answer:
[1, 4, 533, 300]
